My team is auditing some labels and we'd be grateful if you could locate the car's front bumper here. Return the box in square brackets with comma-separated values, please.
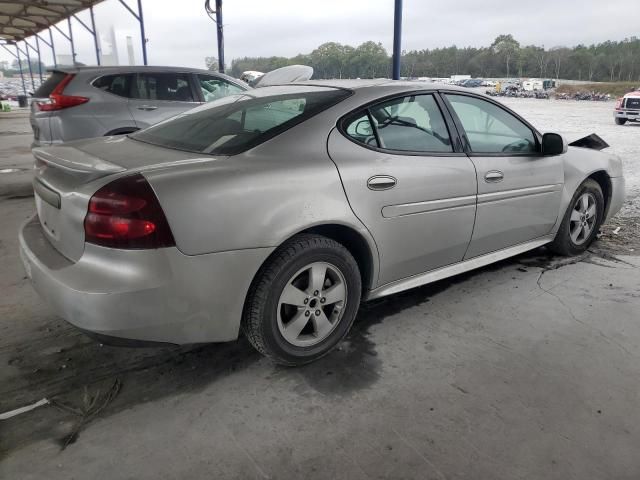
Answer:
[615, 110, 640, 121]
[19, 215, 273, 345]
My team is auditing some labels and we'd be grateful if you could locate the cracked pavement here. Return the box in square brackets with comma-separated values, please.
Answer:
[1, 99, 639, 479]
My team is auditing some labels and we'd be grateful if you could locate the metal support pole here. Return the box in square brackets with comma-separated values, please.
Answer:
[35, 35, 43, 82]
[24, 42, 36, 91]
[67, 17, 76, 64]
[49, 28, 57, 67]
[392, 0, 402, 80]
[89, 6, 101, 65]
[137, 0, 148, 65]
[15, 45, 27, 96]
[215, 0, 224, 73]
[119, 0, 148, 65]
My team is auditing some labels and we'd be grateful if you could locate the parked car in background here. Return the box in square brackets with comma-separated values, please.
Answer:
[20, 81, 624, 365]
[461, 79, 483, 88]
[30, 66, 249, 146]
[614, 89, 640, 125]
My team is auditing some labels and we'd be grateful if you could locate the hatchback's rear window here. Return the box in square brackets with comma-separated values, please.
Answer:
[34, 71, 66, 97]
[131, 88, 350, 155]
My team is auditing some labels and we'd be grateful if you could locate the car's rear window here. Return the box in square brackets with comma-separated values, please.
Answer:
[34, 71, 67, 97]
[131, 88, 350, 155]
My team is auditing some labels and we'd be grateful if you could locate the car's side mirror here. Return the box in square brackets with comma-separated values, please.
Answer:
[541, 132, 568, 155]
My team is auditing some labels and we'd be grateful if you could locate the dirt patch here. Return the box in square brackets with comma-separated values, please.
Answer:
[597, 215, 640, 255]
[556, 82, 639, 98]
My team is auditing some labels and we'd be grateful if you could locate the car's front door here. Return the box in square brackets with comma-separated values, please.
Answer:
[327, 93, 477, 286]
[442, 93, 564, 259]
[128, 72, 200, 129]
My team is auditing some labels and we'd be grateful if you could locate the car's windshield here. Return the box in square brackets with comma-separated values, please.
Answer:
[131, 87, 350, 155]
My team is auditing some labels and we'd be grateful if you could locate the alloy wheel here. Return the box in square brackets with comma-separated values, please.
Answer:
[276, 262, 347, 347]
[569, 192, 597, 245]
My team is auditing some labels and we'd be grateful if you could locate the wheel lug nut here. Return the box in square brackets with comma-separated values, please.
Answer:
[320, 298, 326, 303]
[305, 311, 310, 317]
[304, 298, 309, 304]
[313, 290, 319, 296]
[315, 310, 321, 316]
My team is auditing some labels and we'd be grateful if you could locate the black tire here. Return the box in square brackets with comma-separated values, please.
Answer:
[550, 179, 604, 256]
[242, 234, 362, 366]
[615, 118, 627, 125]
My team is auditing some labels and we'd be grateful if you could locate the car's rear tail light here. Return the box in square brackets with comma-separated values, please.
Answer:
[36, 74, 89, 111]
[84, 174, 175, 249]
[615, 97, 624, 110]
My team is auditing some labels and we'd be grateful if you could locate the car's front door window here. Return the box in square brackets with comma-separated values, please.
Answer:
[196, 75, 245, 102]
[445, 94, 536, 154]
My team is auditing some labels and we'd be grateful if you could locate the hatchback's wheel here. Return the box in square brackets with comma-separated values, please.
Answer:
[615, 118, 627, 126]
[550, 179, 604, 256]
[242, 234, 361, 366]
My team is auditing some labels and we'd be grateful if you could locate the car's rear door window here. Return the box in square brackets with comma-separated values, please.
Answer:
[132, 88, 350, 155]
[134, 73, 195, 102]
[196, 75, 245, 102]
[344, 94, 453, 153]
[445, 94, 537, 154]
[92, 74, 133, 98]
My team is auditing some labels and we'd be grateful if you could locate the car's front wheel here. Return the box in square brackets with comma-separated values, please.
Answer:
[615, 118, 627, 125]
[242, 234, 361, 366]
[550, 179, 604, 256]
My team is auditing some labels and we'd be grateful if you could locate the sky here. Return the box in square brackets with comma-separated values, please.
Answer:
[1, 0, 638, 70]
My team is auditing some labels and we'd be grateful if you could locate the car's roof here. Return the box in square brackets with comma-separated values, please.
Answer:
[49, 65, 245, 85]
[271, 79, 473, 94]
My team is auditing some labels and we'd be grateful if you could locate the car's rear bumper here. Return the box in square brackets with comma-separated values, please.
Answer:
[19, 215, 273, 345]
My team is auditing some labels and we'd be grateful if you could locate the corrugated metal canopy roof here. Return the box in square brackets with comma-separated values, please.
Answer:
[0, 0, 103, 42]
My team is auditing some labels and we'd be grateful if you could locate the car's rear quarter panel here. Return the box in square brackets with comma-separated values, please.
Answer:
[143, 113, 375, 260]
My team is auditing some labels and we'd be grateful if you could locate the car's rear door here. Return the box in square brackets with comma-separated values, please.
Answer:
[442, 92, 564, 259]
[87, 72, 137, 135]
[128, 72, 200, 129]
[327, 92, 477, 286]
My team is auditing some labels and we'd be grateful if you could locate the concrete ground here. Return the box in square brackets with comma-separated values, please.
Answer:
[1, 101, 639, 479]
[0, 109, 34, 199]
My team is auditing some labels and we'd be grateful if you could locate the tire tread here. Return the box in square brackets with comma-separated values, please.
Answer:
[242, 234, 359, 365]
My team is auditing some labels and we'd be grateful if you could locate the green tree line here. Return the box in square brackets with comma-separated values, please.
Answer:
[230, 35, 640, 82]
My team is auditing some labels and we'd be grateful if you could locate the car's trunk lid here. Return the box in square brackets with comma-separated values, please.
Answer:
[32, 136, 212, 261]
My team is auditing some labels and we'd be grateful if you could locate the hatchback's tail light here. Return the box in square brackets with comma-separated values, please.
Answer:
[37, 74, 89, 112]
[615, 97, 624, 110]
[84, 174, 175, 249]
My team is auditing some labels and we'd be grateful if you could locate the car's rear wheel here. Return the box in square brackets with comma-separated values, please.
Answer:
[615, 118, 627, 125]
[550, 179, 604, 256]
[242, 234, 361, 366]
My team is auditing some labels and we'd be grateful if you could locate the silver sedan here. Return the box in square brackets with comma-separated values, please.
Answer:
[19, 81, 625, 365]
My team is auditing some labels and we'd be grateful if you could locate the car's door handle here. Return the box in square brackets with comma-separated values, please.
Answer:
[367, 175, 397, 191]
[137, 105, 158, 111]
[484, 170, 504, 183]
